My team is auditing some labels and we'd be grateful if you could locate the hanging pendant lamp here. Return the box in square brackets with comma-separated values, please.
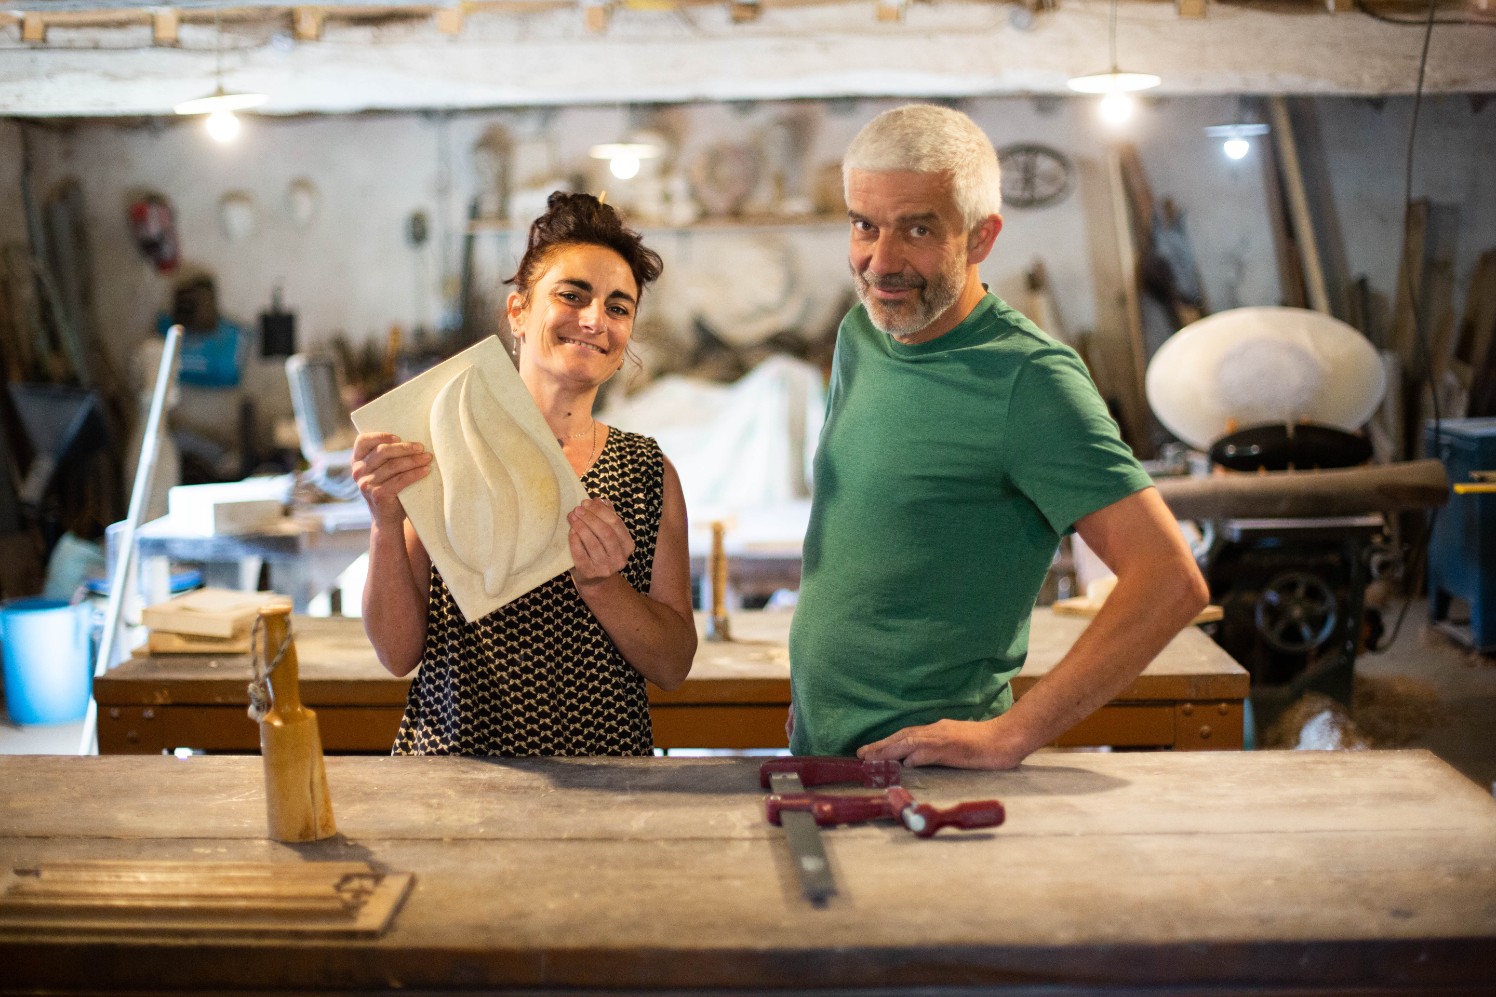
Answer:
[173, 10, 266, 140]
[1068, 0, 1160, 122]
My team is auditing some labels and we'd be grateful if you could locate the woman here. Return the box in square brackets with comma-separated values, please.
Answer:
[352, 192, 696, 756]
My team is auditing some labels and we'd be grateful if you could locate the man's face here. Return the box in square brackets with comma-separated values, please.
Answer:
[846, 169, 973, 345]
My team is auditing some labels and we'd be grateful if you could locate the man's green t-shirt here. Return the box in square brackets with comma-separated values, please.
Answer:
[788, 293, 1153, 757]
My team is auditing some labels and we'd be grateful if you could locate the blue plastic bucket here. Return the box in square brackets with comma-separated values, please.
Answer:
[0, 598, 94, 725]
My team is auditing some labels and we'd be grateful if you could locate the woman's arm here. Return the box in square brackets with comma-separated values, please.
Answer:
[568, 456, 698, 690]
[353, 432, 434, 677]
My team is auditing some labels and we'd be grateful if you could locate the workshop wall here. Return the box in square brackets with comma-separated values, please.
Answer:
[9, 94, 1495, 464]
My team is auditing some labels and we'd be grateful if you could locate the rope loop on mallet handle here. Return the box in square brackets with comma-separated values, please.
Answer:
[247, 613, 291, 723]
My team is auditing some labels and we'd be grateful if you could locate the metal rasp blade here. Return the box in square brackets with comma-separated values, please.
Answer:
[769, 771, 836, 904]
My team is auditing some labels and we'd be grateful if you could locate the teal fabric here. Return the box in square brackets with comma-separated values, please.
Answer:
[788, 293, 1153, 757]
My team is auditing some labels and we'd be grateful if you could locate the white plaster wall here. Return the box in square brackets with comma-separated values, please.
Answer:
[14, 93, 1495, 457]
[1310, 95, 1496, 328]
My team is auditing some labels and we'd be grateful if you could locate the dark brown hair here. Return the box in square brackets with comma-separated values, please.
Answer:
[506, 191, 663, 304]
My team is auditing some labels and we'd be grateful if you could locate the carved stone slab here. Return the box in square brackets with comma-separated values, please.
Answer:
[352, 337, 588, 623]
[0, 860, 413, 937]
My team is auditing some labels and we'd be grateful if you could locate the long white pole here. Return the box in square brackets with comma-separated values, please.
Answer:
[77, 325, 182, 755]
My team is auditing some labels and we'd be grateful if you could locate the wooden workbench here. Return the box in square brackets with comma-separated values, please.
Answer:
[93, 609, 1248, 754]
[2, 751, 1492, 995]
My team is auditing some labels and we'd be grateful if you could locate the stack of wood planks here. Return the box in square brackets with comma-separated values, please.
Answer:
[141, 587, 290, 655]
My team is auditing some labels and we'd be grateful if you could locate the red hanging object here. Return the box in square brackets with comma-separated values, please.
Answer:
[128, 194, 179, 274]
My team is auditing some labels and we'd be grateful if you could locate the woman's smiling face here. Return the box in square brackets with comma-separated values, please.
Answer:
[509, 242, 639, 389]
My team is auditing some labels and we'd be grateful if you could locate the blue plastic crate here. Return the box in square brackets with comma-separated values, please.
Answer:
[1426, 418, 1496, 651]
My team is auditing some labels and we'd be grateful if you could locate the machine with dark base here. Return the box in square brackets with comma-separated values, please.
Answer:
[1146, 308, 1446, 737]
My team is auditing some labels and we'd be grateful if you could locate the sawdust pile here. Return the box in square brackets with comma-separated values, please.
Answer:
[1261, 694, 1370, 751]
[1260, 674, 1445, 751]
[1351, 673, 1444, 745]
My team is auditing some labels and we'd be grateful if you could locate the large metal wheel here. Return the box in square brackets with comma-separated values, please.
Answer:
[1254, 570, 1339, 655]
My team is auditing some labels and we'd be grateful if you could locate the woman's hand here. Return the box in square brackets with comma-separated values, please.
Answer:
[568, 498, 634, 590]
[352, 432, 433, 526]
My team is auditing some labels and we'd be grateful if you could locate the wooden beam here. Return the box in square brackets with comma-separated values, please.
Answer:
[1268, 96, 1330, 315]
[1176, 0, 1207, 18]
[293, 6, 324, 40]
[152, 8, 180, 45]
[728, 0, 760, 23]
[1106, 145, 1154, 458]
[1258, 115, 1307, 310]
[1456, 249, 1496, 374]
[434, 4, 464, 34]
[1154, 459, 1450, 520]
[21, 13, 46, 43]
[9, 0, 462, 9]
[1391, 199, 1429, 376]
[875, 0, 906, 22]
[583, 1, 609, 33]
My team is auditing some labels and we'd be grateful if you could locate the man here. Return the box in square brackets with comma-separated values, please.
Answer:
[788, 104, 1209, 770]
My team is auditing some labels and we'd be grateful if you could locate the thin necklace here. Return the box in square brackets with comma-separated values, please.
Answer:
[582, 420, 602, 474]
[555, 420, 594, 445]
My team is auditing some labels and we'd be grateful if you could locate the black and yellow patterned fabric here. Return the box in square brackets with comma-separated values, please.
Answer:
[393, 428, 664, 756]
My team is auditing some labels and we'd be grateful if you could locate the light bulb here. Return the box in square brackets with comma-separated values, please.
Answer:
[206, 108, 241, 143]
[609, 153, 641, 180]
[1223, 137, 1250, 160]
[1099, 91, 1134, 125]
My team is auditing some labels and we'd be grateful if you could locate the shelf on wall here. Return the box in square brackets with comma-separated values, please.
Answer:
[466, 215, 847, 235]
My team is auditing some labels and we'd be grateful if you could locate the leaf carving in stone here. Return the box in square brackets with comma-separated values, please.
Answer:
[430, 366, 519, 596]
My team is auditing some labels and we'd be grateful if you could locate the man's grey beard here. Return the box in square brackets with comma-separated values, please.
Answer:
[851, 258, 964, 341]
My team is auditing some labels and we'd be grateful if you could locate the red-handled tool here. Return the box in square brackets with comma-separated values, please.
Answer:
[766, 786, 1005, 837]
[765, 791, 892, 828]
[759, 757, 1005, 904]
[759, 756, 900, 904]
[883, 785, 1006, 837]
[758, 756, 901, 789]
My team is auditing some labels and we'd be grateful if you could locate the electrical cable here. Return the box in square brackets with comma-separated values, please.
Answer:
[1366, 0, 1441, 655]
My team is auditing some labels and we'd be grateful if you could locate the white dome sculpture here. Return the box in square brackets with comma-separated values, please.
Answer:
[1145, 306, 1386, 451]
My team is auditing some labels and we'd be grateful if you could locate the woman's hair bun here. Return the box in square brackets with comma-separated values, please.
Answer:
[508, 191, 663, 302]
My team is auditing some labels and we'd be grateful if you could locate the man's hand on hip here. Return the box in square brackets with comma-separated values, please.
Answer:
[856, 718, 1025, 770]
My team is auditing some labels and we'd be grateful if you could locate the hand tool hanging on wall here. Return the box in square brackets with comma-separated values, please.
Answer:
[759, 757, 1004, 905]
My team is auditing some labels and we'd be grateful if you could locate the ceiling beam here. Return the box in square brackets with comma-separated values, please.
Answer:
[152, 8, 181, 43]
[2, 0, 1493, 116]
[292, 5, 325, 37]
[5, 0, 459, 9]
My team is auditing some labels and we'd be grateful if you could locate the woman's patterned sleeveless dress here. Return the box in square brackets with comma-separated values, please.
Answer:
[392, 427, 664, 756]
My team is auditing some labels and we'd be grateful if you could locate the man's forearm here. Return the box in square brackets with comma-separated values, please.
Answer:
[993, 563, 1208, 759]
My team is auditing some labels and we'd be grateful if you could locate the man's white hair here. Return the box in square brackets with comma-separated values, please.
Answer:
[841, 104, 1003, 229]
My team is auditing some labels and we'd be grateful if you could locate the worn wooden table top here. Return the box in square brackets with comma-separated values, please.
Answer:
[96, 607, 1247, 707]
[1, 750, 1492, 994]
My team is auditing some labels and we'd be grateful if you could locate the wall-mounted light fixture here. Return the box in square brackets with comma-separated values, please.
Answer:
[172, 11, 265, 142]
[589, 142, 662, 181]
[1067, 0, 1159, 126]
[1205, 122, 1270, 161]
